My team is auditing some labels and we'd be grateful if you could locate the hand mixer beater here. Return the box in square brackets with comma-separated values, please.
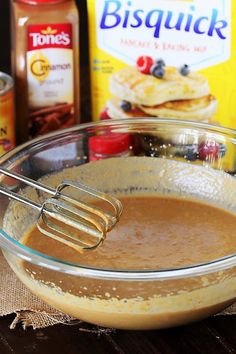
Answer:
[0, 168, 123, 252]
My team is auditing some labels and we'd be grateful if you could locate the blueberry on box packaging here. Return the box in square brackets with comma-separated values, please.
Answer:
[87, 0, 236, 171]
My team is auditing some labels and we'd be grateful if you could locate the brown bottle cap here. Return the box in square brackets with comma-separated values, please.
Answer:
[17, 0, 66, 4]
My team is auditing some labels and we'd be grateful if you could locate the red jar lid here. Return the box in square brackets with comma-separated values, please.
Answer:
[17, 0, 66, 4]
[89, 134, 131, 155]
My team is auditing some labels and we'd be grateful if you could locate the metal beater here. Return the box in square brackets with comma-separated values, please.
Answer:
[0, 168, 123, 252]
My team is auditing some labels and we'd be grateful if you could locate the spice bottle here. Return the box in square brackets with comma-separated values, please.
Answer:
[89, 133, 132, 161]
[11, 0, 80, 144]
[0, 72, 15, 154]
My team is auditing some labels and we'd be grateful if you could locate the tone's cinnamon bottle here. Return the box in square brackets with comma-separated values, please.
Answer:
[11, 0, 80, 144]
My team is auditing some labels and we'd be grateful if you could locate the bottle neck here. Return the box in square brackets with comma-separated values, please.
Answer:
[16, 0, 69, 5]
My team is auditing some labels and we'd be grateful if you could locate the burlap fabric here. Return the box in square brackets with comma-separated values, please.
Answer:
[0, 251, 74, 329]
[0, 251, 235, 330]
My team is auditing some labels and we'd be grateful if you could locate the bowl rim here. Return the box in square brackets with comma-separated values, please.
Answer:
[0, 118, 236, 280]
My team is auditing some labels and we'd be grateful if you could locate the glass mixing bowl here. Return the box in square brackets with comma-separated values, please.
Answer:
[0, 118, 235, 330]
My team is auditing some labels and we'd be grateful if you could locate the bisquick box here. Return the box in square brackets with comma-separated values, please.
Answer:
[87, 0, 236, 169]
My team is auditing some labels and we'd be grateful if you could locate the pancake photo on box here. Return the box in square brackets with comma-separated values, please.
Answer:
[105, 57, 218, 124]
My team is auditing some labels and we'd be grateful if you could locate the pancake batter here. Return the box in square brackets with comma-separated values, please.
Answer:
[22, 195, 236, 269]
[3, 157, 236, 329]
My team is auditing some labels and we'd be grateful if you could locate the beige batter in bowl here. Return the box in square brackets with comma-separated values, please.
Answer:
[0, 119, 235, 330]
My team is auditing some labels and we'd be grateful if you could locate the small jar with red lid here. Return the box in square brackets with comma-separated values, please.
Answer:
[89, 133, 132, 161]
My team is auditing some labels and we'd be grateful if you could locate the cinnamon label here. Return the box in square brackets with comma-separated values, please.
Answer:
[27, 23, 75, 137]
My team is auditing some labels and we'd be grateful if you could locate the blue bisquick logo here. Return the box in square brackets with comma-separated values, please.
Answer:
[100, 0, 228, 40]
